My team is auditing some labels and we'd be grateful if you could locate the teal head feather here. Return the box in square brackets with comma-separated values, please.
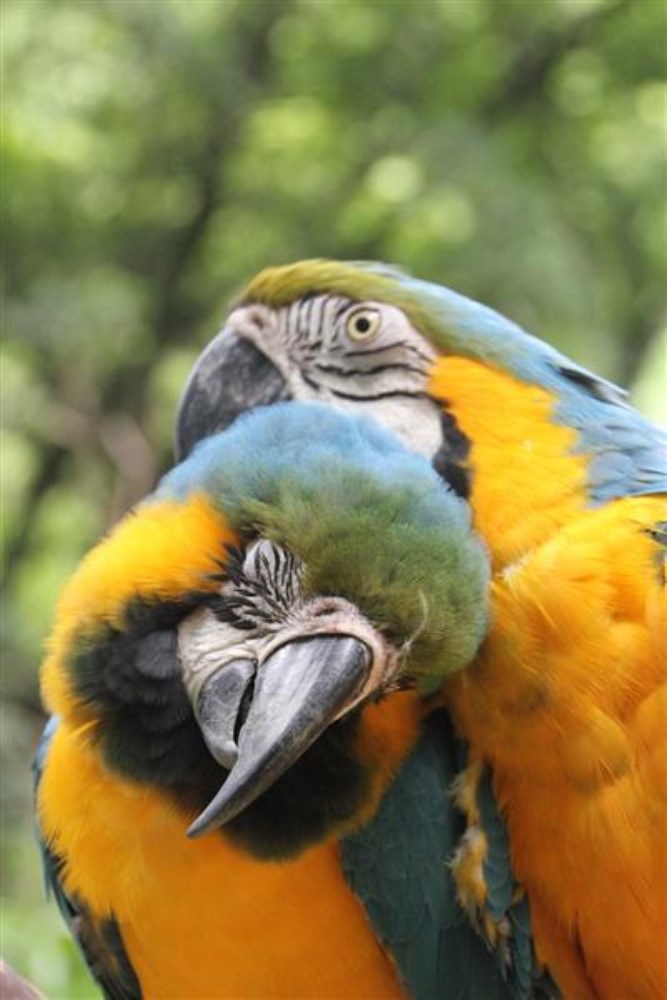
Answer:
[157, 402, 490, 691]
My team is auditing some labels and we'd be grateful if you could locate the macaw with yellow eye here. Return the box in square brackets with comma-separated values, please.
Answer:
[176, 261, 667, 1000]
[35, 402, 546, 1000]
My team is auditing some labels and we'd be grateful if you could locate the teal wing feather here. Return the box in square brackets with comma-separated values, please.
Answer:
[33, 717, 141, 1000]
[476, 767, 559, 999]
[342, 711, 531, 1000]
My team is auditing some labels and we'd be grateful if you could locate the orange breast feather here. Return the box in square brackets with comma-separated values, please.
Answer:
[38, 721, 406, 999]
[446, 496, 667, 999]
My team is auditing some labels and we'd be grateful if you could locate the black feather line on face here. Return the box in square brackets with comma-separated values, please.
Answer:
[313, 361, 428, 379]
[205, 540, 303, 632]
[205, 542, 254, 586]
[337, 342, 435, 365]
[302, 377, 433, 403]
[215, 544, 247, 585]
[206, 593, 279, 631]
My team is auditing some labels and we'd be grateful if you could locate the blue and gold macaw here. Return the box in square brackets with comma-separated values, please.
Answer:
[35, 403, 541, 999]
[175, 261, 667, 999]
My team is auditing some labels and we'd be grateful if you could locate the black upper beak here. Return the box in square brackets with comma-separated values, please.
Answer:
[175, 329, 290, 461]
[188, 634, 371, 838]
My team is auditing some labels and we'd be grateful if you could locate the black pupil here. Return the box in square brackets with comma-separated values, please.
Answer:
[355, 316, 371, 333]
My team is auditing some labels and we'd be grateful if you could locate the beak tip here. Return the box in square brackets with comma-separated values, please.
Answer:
[186, 781, 242, 839]
[186, 813, 214, 839]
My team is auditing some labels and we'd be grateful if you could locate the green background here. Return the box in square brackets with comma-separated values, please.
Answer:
[2, 1, 665, 995]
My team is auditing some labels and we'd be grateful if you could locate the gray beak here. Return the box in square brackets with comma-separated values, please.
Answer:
[188, 634, 371, 838]
[175, 329, 290, 461]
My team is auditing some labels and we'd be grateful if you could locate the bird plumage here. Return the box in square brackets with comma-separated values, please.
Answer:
[177, 259, 665, 568]
[174, 259, 667, 998]
[447, 495, 666, 998]
[36, 403, 525, 999]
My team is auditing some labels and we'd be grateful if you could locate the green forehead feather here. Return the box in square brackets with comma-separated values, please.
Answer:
[238, 259, 441, 345]
[239, 259, 394, 307]
[241, 464, 490, 692]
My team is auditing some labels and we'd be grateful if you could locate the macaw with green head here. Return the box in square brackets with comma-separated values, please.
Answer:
[175, 261, 667, 999]
[36, 403, 543, 1000]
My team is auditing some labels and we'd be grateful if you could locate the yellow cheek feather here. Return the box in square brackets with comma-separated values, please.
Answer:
[41, 494, 236, 723]
[427, 357, 588, 570]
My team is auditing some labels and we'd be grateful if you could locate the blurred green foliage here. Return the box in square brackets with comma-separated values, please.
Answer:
[2, 0, 665, 995]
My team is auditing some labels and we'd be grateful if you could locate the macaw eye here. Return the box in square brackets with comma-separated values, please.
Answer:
[346, 307, 381, 342]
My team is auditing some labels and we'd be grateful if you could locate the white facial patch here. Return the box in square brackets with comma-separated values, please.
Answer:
[227, 297, 444, 458]
[178, 589, 398, 723]
[178, 607, 256, 709]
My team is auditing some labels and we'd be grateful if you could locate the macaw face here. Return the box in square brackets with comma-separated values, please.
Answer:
[179, 539, 400, 835]
[178, 538, 411, 859]
[144, 400, 489, 859]
[176, 295, 443, 462]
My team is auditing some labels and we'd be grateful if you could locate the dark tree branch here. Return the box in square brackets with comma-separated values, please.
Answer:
[1, 443, 69, 590]
[482, 0, 630, 122]
[480, 0, 657, 389]
[105, 2, 286, 417]
[605, 212, 662, 388]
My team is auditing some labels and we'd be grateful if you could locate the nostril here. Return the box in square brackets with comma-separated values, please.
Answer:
[243, 305, 272, 334]
[312, 600, 342, 618]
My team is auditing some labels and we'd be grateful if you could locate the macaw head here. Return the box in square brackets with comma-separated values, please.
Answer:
[176, 258, 627, 465]
[158, 402, 490, 856]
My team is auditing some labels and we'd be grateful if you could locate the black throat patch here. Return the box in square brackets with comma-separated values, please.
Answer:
[431, 407, 472, 500]
[67, 594, 372, 860]
[224, 711, 370, 860]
